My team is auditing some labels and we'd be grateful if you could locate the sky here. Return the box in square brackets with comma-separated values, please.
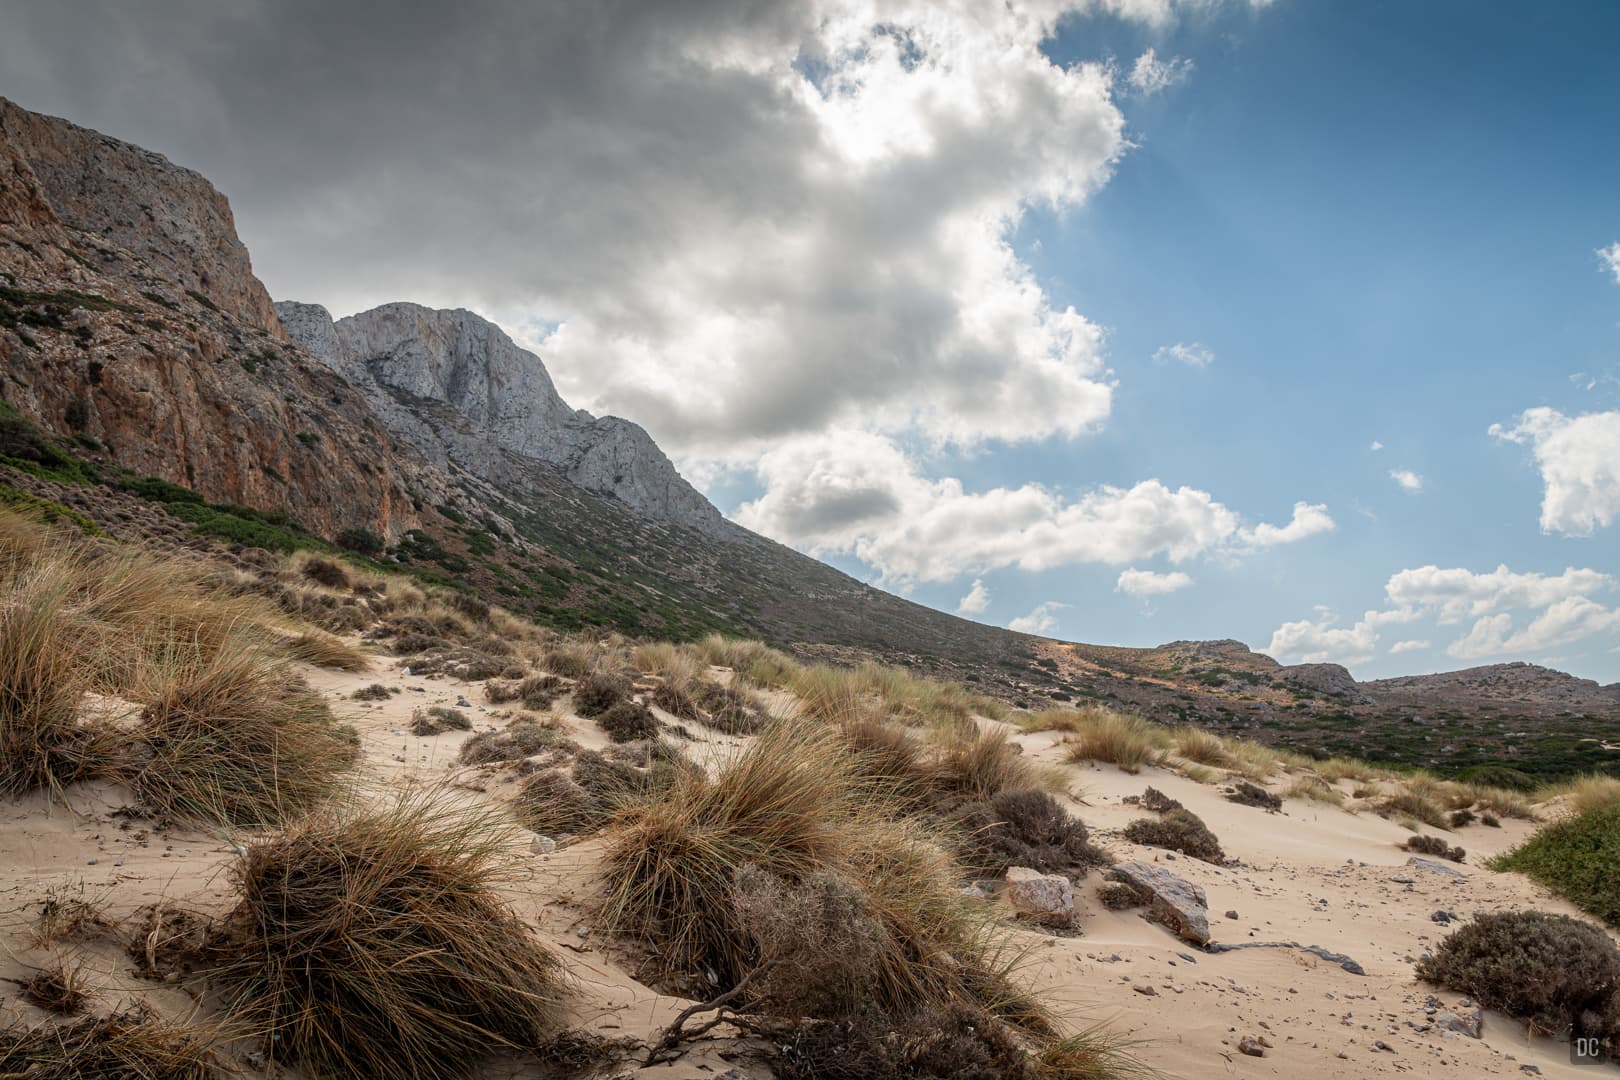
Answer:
[3, 0, 1619, 682]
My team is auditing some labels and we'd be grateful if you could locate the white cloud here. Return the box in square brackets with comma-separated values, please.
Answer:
[733, 430, 1333, 584]
[1600, 242, 1620, 284]
[1152, 341, 1214, 368]
[1447, 596, 1620, 660]
[1116, 567, 1194, 595]
[1389, 468, 1424, 494]
[1491, 408, 1620, 535]
[1009, 601, 1068, 635]
[1268, 563, 1620, 666]
[1238, 502, 1336, 548]
[1127, 48, 1194, 96]
[1385, 564, 1614, 622]
[956, 578, 991, 615]
[1369, 440, 1384, 451]
[1389, 639, 1429, 654]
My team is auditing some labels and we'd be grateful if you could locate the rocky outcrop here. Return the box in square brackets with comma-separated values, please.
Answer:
[0, 98, 283, 338]
[1005, 866, 1075, 927]
[1277, 662, 1371, 704]
[277, 300, 727, 536]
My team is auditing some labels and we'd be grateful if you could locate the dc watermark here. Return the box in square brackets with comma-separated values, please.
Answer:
[1570, 1035, 1608, 1067]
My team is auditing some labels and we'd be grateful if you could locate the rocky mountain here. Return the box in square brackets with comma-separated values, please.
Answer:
[276, 300, 726, 535]
[2, 96, 1616, 780]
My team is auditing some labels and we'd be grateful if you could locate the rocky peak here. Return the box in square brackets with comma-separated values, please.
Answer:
[277, 300, 728, 536]
[0, 97, 283, 338]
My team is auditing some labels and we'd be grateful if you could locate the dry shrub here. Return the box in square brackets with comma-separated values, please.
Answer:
[484, 672, 561, 711]
[597, 699, 658, 742]
[351, 682, 393, 701]
[1416, 911, 1620, 1057]
[949, 789, 1110, 879]
[1138, 787, 1180, 813]
[405, 648, 519, 681]
[933, 726, 1039, 804]
[0, 1006, 225, 1078]
[574, 671, 630, 718]
[1225, 781, 1282, 811]
[210, 793, 571, 1080]
[411, 706, 472, 736]
[285, 629, 370, 671]
[1122, 808, 1224, 863]
[1062, 713, 1165, 774]
[1403, 834, 1465, 862]
[299, 556, 352, 590]
[733, 865, 888, 1018]
[127, 637, 358, 826]
[693, 680, 768, 735]
[459, 720, 576, 765]
[1449, 808, 1476, 828]
[19, 961, 89, 1014]
[649, 679, 701, 720]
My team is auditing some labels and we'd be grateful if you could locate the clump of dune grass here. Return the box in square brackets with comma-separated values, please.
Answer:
[0, 560, 108, 795]
[1177, 762, 1220, 785]
[542, 643, 596, 679]
[18, 960, 90, 1014]
[598, 723, 1029, 1024]
[1537, 774, 1620, 816]
[1170, 726, 1231, 768]
[1062, 712, 1167, 774]
[1377, 788, 1450, 830]
[33, 881, 114, 947]
[1491, 802, 1620, 927]
[1287, 775, 1346, 806]
[125, 636, 359, 827]
[692, 680, 769, 735]
[210, 792, 571, 1080]
[0, 1006, 226, 1078]
[933, 725, 1042, 802]
[285, 629, 370, 671]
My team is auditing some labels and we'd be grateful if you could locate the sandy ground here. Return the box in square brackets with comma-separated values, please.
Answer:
[1, 647, 1613, 1078]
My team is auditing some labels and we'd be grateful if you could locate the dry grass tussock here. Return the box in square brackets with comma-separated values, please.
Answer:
[1538, 774, 1620, 816]
[209, 791, 572, 1080]
[126, 635, 359, 826]
[1059, 712, 1169, 774]
[599, 723, 1031, 1024]
[0, 507, 361, 819]
[1286, 775, 1346, 805]
[284, 629, 371, 671]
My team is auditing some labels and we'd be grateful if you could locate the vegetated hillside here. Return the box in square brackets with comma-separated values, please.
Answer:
[3, 95, 1616, 781]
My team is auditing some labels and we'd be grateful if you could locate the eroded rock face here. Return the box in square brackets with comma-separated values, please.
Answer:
[1105, 861, 1210, 945]
[1277, 662, 1372, 705]
[0, 98, 284, 338]
[277, 300, 727, 536]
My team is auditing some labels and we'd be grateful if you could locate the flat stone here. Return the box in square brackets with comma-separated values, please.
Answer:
[1407, 856, 1468, 877]
[1435, 1009, 1483, 1038]
[1106, 861, 1210, 945]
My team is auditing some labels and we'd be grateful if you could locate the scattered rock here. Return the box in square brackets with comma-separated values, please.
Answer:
[1132, 984, 1157, 996]
[1105, 861, 1209, 945]
[1390, 874, 1415, 884]
[1206, 941, 1366, 975]
[1434, 1009, 1482, 1038]
[1224, 909, 1239, 920]
[1237, 1036, 1265, 1057]
[1407, 856, 1468, 877]
[529, 835, 558, 855]
[1006, 866, 1075, 927]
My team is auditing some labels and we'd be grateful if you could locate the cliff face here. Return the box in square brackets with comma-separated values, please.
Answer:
[278, 300, 728, 536]
[0, 98, 430, 539]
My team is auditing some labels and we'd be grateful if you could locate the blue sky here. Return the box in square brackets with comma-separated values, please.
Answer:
[6, 0, 1616, 680]
[815, 1, 1620, 681]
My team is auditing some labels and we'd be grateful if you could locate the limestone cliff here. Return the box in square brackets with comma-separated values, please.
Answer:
[0, 98, 429, 539]
[277, 300, 728, 536]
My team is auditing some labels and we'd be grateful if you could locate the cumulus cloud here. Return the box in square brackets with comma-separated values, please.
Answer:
[1267, 564, 1620, 665]
[957, 578, 991, 615]
[1152, 341, 1214, 368]
[1389, 468, 1424, 494]
[1127, 48, 1194, 95]
[1116, 568, 1194, 595]
[1491, 408, 1620, 536]
[1600, 242, 1620, 284]
[732, 431, 1332, 583]
[1389, 639, 1429, 654]
[1369, 440, 1384, 451]
[1009, 601, 1068, 635]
